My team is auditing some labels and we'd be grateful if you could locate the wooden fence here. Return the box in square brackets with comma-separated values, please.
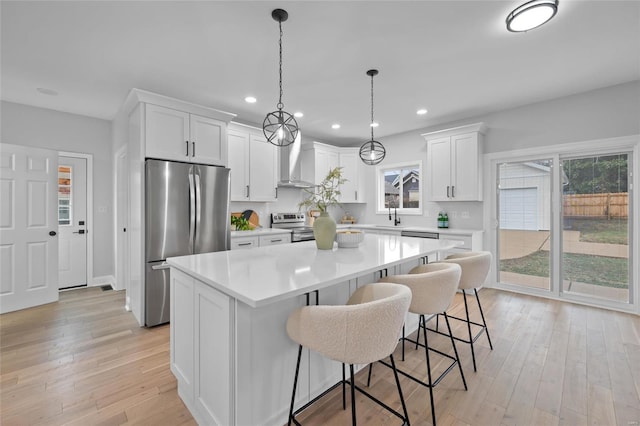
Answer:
[563, 192, 628, 219]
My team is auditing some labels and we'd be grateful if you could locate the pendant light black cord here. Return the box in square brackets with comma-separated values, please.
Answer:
[370, 72, 375, 142]
[278, 19, 284, 110]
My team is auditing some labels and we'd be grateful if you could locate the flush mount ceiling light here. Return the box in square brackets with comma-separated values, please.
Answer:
[506, 0, 558, 32]
[263, 9, 299, 147]
[359, 69, 386, 166]
[245, 96, 257, 103]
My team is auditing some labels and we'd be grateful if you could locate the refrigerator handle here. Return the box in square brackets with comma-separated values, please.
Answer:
[194, 170, 202, 246]
[188, 170, 196, 253]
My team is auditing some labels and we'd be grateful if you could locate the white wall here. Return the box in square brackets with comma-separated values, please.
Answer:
[357, 80, 640, 229]
[1, 101, 114, 279]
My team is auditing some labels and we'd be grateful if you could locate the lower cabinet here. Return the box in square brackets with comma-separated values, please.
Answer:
[231, 233, 291, 249]
[170, 268, 234, 426]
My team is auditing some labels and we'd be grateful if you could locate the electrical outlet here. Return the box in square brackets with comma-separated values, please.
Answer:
[461, 211, 470, 219]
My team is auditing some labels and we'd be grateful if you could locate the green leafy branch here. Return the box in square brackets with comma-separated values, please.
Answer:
[298, 167, 347, 213]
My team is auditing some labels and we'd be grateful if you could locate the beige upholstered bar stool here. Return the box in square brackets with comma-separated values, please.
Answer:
[286, 283, 412, 426]
[372, 263, 467, 426]
[437, 251, 493, 372]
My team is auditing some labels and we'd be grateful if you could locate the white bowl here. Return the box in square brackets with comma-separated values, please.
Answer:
[335, 230, 364, 248]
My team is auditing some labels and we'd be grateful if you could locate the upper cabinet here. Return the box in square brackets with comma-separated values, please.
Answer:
[301, 142, 364, 203]
[422, 123, 487, 202]
[146, 104, 227, 166]
[228, 123, 278, 202]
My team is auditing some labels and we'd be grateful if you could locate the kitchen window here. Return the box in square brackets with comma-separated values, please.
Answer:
[376, 161, 422, 214]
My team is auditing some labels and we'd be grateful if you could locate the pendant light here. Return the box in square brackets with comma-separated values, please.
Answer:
[263, 9, 299, 147]
[506, 0, 558, 32]
[359, 69, 386, 165]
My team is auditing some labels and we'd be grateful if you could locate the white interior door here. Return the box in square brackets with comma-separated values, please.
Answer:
[58, 156, 87, 289]
[0, 143, 59, 313]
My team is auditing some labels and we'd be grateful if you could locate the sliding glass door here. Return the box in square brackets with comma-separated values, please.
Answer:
[560, 153, 631, 303]
[497, 159, 552, 291]
[495, 149, 633, 307]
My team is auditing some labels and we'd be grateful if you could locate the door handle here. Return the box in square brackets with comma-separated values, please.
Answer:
[49, 231, 57, 236]
[151, 262, 170, 270]
[72, 229, 86, 234]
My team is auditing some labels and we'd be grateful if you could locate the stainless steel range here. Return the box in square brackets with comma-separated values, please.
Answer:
[271, 212, 315, 242]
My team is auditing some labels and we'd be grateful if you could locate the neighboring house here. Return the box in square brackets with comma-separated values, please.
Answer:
[498, 161, 551, 231]
[385, 169, 420, 208]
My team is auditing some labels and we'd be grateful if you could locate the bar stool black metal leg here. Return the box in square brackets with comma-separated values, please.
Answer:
[462, 291, 477, 372]
[389, 354, 410, 426]
[342, 363, 347, 409]
[422, 315, 437, 426]
[350, 364, 357, 426]
[288, 345, 303, 426]
[444, 312, 467, 391]
[402, 325, 406, 361]
[415, 314, 423, 350]
[435, 312, 439, 332]
[475, 288, 493, 350]
[366, 362, 373, 387]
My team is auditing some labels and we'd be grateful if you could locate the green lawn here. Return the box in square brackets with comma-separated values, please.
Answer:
[500, 250, 628, 289]
[565, 218, 628, 244]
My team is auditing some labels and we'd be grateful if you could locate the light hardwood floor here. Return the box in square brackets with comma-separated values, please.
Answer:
[1, 287, 639, 425]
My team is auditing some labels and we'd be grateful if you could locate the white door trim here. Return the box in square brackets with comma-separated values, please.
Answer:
[114, 144, 128, 294]
[58, 151, 94, 286]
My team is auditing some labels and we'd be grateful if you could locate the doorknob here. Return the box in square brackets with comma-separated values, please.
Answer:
[73, 230, 86, 234]
[49, 231, 57, 236]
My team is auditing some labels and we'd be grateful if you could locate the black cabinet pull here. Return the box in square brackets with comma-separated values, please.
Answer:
[186, 140, 189, 156]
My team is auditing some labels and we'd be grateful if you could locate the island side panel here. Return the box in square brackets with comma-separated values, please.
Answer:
[170, 267, 235, 426]
[235, 292, 310, 426]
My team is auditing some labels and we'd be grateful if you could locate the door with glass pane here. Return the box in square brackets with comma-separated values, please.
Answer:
[560, 153, 631, 303]
[497, 159, 552, 291]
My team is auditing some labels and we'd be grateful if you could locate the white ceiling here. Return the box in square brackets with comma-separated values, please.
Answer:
[2, 1, 639, 146]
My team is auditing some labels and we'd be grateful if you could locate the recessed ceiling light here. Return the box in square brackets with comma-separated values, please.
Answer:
[331, 124, 341, 129]
[245, 96, 257, 103]
[370, 122, 379, 128]
[294, 112, 304, 118]
[417, 109, 428, 115]
[36, 87, 58, 96]
[506, 0, 558, 32]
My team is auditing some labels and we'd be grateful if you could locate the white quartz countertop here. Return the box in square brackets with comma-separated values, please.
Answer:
[167, 234, 462, 308]
[230, 228, 292, 238]
[337, 223, 483, 235]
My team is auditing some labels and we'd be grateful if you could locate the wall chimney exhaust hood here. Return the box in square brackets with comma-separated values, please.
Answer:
[278, 132, 315, 189]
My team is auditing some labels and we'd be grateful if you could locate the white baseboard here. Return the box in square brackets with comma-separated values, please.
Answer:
[91, 275, 116, 287]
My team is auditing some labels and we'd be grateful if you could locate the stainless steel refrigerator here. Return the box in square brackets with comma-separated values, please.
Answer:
[145, 159, 230, 326]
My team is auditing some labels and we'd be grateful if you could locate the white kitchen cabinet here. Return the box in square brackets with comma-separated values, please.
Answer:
[228, 123, 278, 202]
[338, 149, 363, 203]
[230, 236, 259, 250]
[301, 142, 364, 203]
[146, 103, 227, 166]
[423, 122, 486, 201]
[170, 267, 195, 403]
[259, 234, 291, 246]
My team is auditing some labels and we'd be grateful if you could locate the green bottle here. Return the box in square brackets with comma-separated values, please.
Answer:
[443, 212, 449, 228]
[437, 212, 444, 228]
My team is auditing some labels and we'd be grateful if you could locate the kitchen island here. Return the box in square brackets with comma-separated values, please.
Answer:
[166, 233, 462, 426]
